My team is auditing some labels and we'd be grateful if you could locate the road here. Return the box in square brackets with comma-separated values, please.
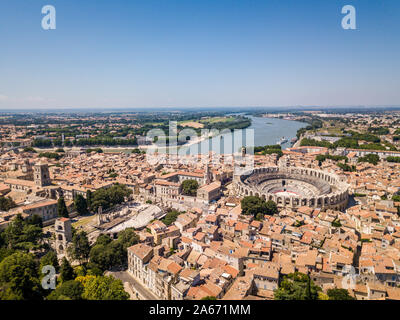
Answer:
[107, 271, 159, 300]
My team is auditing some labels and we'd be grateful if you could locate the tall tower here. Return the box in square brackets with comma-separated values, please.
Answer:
[241, 146, 246, 158]
[204, 164, 213, 184]
[34, 163, 51, 187]
[55, 218, 72, 255]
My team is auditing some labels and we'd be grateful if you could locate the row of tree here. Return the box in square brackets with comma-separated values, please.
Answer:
[55, 183, 133, 219]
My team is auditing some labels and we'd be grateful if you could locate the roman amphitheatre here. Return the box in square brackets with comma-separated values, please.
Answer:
[235, 166, 349, 211]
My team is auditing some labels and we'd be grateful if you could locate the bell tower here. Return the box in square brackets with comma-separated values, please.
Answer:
[204, 164, 213, 184]
[55, 218, 72, 255]
[34, 163, 51, 187]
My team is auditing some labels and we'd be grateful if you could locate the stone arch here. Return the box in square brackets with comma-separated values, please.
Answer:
[261, 194, 266, 200]
[58, 234, 63, 241]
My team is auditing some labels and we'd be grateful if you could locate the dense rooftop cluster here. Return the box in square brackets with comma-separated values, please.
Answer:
[1, 110, 400, 300]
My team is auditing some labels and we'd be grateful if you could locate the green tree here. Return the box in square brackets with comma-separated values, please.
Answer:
[47, 280, 83, 300]
[89, 229, 139, 272]
[0, 252, 41, 300]
[90, 184, 132, 212]
[89, 244, 112, 272]
[162, 210, 181, 226]
[326, 288, 355, 300]
[57, 197, 69, 218]
[3, 214, 43, 251]
[255, 212, 264, 221]
[117, 228, 139, 251]
[68, 231, 91, 264]
[0, 196, 17, 211]
[358, 154, 380, 165]
[74, 194, 88, 216]
[26, 214, 43, 228]
[95, 234, 113, 247]
[181, 179, 199, 196]
[80, 275, 129, 300]
[40, 250, 59, 273]
[201, 296, 217, 300]
[0, 247, 15, 264]
[274, 272, 321, 300]
[241, 196, 277, 217]
[59, 257, 75, 283]
[265, 200, 278, 215]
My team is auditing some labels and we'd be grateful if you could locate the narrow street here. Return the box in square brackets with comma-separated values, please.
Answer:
[107, 271, 159, 300]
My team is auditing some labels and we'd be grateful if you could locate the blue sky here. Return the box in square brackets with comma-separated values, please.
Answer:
[0, 0, 399, 109]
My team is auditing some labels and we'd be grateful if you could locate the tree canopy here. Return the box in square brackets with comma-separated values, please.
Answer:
[358, 154, 380, 165]
[89, 229, 139, 272]
[59, 257, 75, 283]
[0, 252, 42, 300]
[68, 231, 91, 265]
[162, 210, 181, 226]
[326, 288, 355, 300]
[241, 196, 278, 218]
[57, 197, 69, 218]
[274, 272, 321, 300]
[74, 194, 89, 216]
[0, 196, 17, 212]
[2, 214, 43, 251]
[76, 275, 129, 300]
[47, 280, 84, 300]
[90, 184, 132, 212]
[181, 179, 199, 196]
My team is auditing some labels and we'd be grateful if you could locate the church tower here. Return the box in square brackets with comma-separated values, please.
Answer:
[34, 163, 51, 187]
[204, 164, 213, 184]
[55, 218, 72, 255]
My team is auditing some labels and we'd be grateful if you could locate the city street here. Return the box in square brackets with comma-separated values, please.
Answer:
[107, 271, 159, 300]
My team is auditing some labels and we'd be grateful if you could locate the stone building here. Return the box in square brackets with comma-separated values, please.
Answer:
[235, 166, 349, 211]
[197, 181, 222, 203]
[55, 217, 72, 255]
[34, 163, 51, 187]
[21, 199, 58, 222]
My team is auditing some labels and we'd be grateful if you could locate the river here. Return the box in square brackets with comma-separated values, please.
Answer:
[179, 115, 307, 155]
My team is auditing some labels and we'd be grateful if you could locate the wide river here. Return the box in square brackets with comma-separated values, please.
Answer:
[179, 115, 307, 155]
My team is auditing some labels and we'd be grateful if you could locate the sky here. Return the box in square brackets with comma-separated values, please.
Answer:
[0, 0, 399, 109]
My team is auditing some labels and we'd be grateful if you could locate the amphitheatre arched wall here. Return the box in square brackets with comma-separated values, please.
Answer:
[235, 166, 349, 211]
